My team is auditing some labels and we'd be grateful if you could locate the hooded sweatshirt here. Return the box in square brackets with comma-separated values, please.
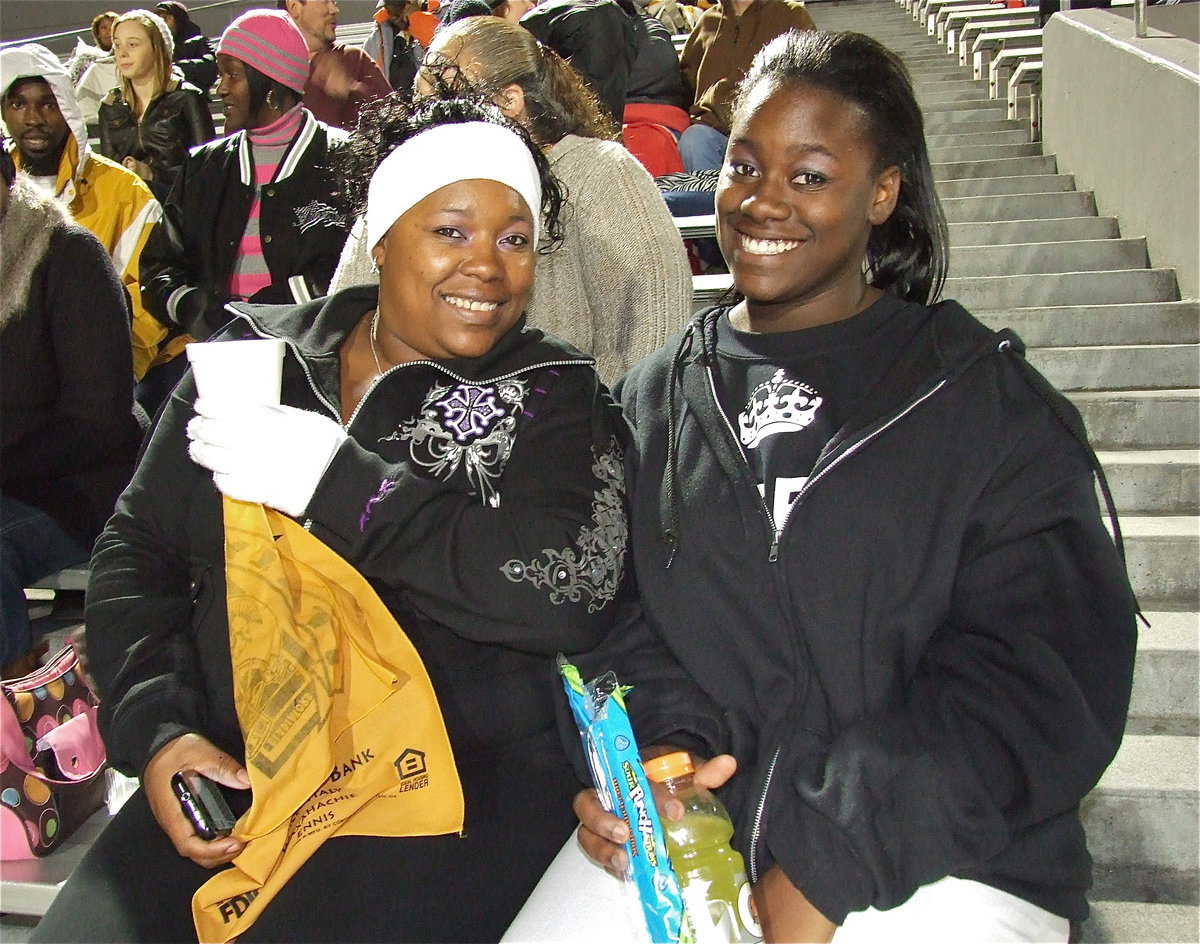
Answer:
[0, 43, 168, 380]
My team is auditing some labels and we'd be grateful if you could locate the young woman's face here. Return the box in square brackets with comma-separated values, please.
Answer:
[96, 18, 115, 51]
[716, 81, 899, 330]
[113, 21, 158, 84]
[216, 54, 253, 133]
[372, 178, 536, 363]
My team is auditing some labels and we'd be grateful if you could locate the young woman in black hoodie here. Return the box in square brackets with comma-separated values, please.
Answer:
[565, 29, 1138, 944]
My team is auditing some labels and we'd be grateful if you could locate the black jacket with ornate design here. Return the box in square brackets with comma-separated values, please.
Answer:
[88, 285, 629, 784]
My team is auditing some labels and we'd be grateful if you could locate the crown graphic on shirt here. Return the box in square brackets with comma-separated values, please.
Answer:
[738, 369, 824, 448]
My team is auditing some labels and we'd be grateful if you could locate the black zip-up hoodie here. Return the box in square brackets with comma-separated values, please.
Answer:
[591, 297, 1137, 926]
[88, 286, 629, 783]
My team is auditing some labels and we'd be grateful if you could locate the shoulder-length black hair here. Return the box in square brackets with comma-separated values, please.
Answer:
[734, 30, 949, 306]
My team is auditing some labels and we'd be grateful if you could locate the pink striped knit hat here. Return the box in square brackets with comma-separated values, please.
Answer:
[217, 10, 309, 93]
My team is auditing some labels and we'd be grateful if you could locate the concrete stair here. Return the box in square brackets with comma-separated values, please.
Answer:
[811, 1, 1199, 940]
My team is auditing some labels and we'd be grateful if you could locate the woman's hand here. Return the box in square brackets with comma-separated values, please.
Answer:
[573, 751, 738, 879]
[121, 156, 153, 180]
[142, 732, 250, 868]
[755, 864, 837, 944]
[187, 399, 348, 517]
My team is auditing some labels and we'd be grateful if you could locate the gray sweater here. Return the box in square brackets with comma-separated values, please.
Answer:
[330, 134, 694, 385]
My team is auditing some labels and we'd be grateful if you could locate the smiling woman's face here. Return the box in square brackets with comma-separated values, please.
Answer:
[717, 80, 899, 331]
[371, 178, 536, 363]
[216, 54, 253, 133]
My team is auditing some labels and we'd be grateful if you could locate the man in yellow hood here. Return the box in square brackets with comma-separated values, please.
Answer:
[1, 43, 173, 383]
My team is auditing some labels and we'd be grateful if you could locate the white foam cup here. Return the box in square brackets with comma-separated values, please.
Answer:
[185, 338, 286, 406]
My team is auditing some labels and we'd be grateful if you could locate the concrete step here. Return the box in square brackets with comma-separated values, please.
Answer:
[937, 173, 1076, 198]
[1118, 515, 1200, 604]
[949, 238, 1148, 277]
[917, 83, 994, 105]
[1125, 611, 1200, 736]
[949, 216, 1120, 247]
[1026, 343, 1199, 391]
[926, 116, 1030, 135]
[914, 70, 985, 87]
[1070, 390, 1200, 450]
[928, 127, 1033, 147]
[921, 97, 1008, 115]
[1097, 450, 1200, 516]
[1079, 901, 1200, 944]
[976, 301, 1200, 347]
[946, 268, 1179, 309]
[942, 189, 1097, 222]
[932, 150, 1053, 174]
[1083, 733, 1198, 902]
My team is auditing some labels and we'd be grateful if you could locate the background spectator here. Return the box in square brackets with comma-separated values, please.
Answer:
[140, 10, 351, 353]
[520, 0, 639, 124]
[71, 11, 121, 126]
[439, 0, 497, 23]
[678, 0, 815, 171]
[98, 8, 215, 200]
[626, 0, 687, 110]
[278, 0, 392, 130]
[154, 1, 218, 93]
[1, 43, 167, 383]
[337, 14, 693, 383]
[67, 10, 117, 81]
[0, 141, 143, 677]
[363, 0, 425, 91]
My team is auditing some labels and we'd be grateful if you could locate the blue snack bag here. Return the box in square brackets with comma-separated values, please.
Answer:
[558, 657, 689, 943]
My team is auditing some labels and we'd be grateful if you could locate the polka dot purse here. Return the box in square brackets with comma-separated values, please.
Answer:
[0, 644, 107, 858]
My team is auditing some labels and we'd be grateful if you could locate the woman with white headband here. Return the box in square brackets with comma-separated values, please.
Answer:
[33, 95, 629, 944]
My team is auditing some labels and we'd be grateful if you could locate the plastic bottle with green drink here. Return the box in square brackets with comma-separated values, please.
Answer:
[643, 752, 763, 943]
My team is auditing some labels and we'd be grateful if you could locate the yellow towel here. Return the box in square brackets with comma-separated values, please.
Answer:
[191, 499, 464, 943]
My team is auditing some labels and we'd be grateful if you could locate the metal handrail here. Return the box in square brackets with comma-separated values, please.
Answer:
[1135, 0, 1147, 38]
[0, 0, 247, 52]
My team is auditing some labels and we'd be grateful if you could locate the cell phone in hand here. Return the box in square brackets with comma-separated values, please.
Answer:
[171, 770, 236, 840]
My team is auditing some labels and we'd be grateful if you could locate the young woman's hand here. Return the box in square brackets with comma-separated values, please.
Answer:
[754, 864, 837, 943]
[573, 750, 738, 878]
[121, 155, 153, 180]
[142, 732, 250, 868]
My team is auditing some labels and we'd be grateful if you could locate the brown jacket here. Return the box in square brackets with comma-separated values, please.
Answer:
[680, 0, 816, 133]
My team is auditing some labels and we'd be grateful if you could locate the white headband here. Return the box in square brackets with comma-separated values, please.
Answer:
[365, 121, 543, 253]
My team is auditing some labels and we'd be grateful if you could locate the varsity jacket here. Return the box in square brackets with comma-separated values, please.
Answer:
[680, 0, 816, 133]
[88, 286, 629, 782]
[140, 110, 352, 342]
[0, 43, 165, 379]
[598, 299, 1137, 926]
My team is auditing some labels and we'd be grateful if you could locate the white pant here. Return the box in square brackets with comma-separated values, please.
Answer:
[501, 833, 1070, 944]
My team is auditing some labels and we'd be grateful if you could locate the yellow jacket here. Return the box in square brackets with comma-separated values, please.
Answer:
[2, 43, 173, 380]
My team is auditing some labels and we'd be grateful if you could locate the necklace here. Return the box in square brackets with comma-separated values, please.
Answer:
[369, 309, 386, 378]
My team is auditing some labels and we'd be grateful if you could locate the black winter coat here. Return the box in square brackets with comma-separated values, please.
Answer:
[97, 81, 215, 200]
[521, 0, 637, 123]
[0, 180, 143, 548]
[140, 110, 351, 341]
[172, 20, 217, 93]
[88, 286, 630, 781]
[589, 299, 1138, 927]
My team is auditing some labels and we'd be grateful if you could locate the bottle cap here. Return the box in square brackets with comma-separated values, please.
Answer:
[643, 751, 695, 783]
